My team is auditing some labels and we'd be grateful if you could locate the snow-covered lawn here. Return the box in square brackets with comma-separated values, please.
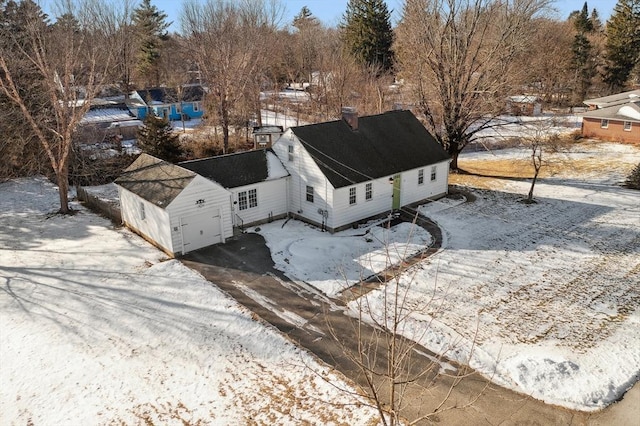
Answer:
[0, 178, 378, 425]
[255, 220, 433, 298]
[258, 142, 640, 412]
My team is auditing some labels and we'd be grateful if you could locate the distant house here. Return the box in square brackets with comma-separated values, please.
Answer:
[79, 97, 141, 144]
[116, 108, 450, 254]
[271, 108, 450, 233]
[583, 89, 640, 110]
[127, 85, 205, 121]
[507, 95, 542, 116]
[581, 90, 640, 143]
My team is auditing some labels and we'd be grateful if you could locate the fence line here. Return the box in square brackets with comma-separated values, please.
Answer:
[76, 186, 122, 225]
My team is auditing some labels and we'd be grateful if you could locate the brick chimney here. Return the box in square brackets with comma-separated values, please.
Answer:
[342, 107, 358, 130]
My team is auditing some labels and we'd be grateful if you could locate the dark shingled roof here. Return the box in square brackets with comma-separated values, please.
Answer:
[180, 149, 279, 189]
[291, 110, 449, 188]
[115, 154, 196, 208]
[135, 85, 205, 104]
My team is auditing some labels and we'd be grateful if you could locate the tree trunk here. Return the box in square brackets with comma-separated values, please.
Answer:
[221, 97, 230, 154]
[56, 164, 70, 214]
[448, 140, 461, 171]
[527, 169, 539, 203]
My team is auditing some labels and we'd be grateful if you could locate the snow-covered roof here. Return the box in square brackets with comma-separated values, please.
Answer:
[583, 89, 640, 108]
[582, 101, 640, 123]
[81, 107, 135, 124]
[253, 125, 283, 135]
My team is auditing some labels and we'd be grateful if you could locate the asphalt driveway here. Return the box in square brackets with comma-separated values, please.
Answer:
[181, 227, 636, 425]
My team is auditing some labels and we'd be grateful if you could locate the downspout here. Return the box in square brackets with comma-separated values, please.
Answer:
[324, 177, 329, 232]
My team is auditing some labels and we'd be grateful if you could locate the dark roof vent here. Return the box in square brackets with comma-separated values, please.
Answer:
[342, 107, 358, 130]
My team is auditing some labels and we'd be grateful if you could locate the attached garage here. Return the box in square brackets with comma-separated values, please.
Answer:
[179, 209, 223, 253]
[115, 154, 233, 257]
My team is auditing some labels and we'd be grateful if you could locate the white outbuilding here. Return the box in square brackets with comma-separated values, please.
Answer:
[115, 153, 233, 256]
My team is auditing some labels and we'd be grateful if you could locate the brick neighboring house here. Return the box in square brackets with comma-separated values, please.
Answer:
[581, 90, 640, 144]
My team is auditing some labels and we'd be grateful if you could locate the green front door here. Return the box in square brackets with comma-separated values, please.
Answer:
[392, 174, 401, 210]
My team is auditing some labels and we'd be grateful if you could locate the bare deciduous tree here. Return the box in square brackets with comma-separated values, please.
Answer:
[519, 18, 574, 106]
[0, 0, 127, 213]
[328, 219, 484, 425]
[520, 118, 563, 203]
[181, 0, 283, 154]
[394, 0, 552, 170]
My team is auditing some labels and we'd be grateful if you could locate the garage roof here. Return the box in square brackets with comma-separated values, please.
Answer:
[115, 154, 196, 208]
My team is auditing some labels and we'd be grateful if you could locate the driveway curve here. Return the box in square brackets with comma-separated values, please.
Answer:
[181, 211, 637, 425]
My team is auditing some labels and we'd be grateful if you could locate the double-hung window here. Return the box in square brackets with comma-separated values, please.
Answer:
[624, 121, 632, 131]
[418, 169, 424, 185]
[431, 166, 437, 181]
[349, 187, 357, 205]
[601, 119, 609, 129]
[306, 185, 314, 203]
[248, 188, 257, 208]
[365, 183, 372, 201]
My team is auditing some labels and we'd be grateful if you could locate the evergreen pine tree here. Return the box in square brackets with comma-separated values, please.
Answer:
[571, 2, 597, 102]
[603, 0, 640, 91]
[132, 0, 170, 87]
[341, 0, 394, 72]
[137, 112, 182, 163]
[626, 162, 640, 189]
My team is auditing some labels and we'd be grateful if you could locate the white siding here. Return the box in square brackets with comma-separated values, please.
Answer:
[331, 177, 394, 230]
[231, 178, 288, 226]
[118, 186, 174, 254]
[273, 131, 334, 227]
[166, 175, 233, 254]
[400, 161, 449, 206]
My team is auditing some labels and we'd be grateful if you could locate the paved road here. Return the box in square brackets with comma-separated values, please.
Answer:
[182, 231, 638, 425]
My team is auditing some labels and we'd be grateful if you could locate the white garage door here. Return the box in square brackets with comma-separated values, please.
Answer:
[180, 209, 222, 254]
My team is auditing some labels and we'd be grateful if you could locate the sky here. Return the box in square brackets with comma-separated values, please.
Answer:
[149, 0, 619, 33]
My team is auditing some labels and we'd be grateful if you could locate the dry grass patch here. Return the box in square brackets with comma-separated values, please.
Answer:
[451, 141, 640, 188]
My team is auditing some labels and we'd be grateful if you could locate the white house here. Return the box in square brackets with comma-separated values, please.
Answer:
[271, 109, 450, 232]
[115, 154, 233, 257]
[116, 109, 451, 253]
[179, 149, 290, 230]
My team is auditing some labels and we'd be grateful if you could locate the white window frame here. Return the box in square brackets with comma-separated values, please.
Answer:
[365, 182, 372, 201]
[418, 169, 424, 185]
[600, 119, 609, 129]
[238, 191, 248, 210]
[248, 188, 257, 208]
[431, 165, 437, 181]
[288, 145, 294, 162]
[624, 121, 632, 131]
[349, 187, 357, 205]
[193, 102, 200, 112]
[306, 185, 314, 203]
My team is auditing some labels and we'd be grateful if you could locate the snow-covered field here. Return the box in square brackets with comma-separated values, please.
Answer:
[0, 178, 378, 425]
[258, 142, 640, 411]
